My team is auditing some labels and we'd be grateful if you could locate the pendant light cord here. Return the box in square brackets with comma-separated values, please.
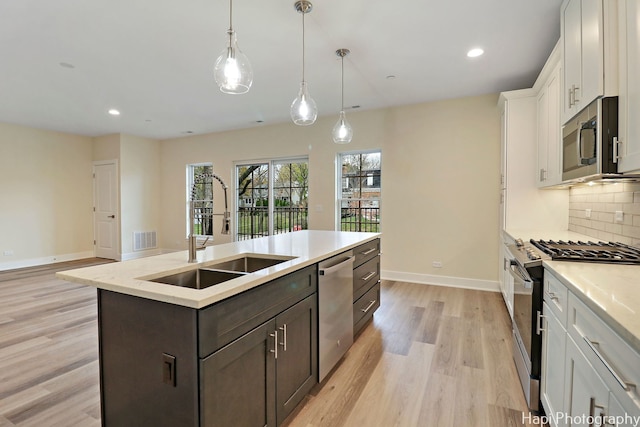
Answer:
[341, 55, 344, 111]
[229, 0, 233, 30]
[301, 11, 306, 82]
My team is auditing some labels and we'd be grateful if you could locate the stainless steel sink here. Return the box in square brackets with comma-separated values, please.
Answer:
[149, 269, 246, 289]
[205, 255, 295, 273]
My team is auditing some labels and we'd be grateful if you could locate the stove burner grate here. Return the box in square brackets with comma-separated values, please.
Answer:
[530, 240, 640, 264]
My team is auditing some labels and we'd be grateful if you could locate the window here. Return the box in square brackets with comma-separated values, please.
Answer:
[338, 151, 381, 232]
[236, 158, 308, 241]
[186, 163, 213, 236]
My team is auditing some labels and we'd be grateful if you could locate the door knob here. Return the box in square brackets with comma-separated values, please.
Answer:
[108, 215, 115, 219]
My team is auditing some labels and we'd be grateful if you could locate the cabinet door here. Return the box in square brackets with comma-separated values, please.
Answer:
[200, 319, 277, 427]
[579, 0, 604, 108]
[562, 0, 583, 120]
[618, 0, 640, 172]
[537, 88, 549, 186]
[609, 391, 640, 427]
[546, 63, 563, 185]
[540, 302, 567, 427]
[564, 336, 610, 426]
[275, 294, 318, 425]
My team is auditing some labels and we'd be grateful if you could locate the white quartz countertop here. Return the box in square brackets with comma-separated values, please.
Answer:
[543, 260, 640, 354]
[57, 230, 380, 309]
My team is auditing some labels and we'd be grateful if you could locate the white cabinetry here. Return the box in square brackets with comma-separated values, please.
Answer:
[564, 336, 611, 425]
[617, 0, 640, 173]
[500, 245, 514, 320]
[541, 268, 640, 426]
[498, 92, 569, 232]
[561, 0, 618, 123]
[536, 53, 563, 187]
[541, 271, 569, 426]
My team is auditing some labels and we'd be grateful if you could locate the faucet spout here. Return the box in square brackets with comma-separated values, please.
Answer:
[188, 173, 231, 263]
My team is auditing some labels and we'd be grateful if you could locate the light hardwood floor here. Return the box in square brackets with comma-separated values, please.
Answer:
[0, 260, 542, 427]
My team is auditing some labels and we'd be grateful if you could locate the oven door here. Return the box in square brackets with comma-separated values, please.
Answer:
[509, 260, 533, 373]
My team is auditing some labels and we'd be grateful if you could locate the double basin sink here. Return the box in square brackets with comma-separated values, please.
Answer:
[149, 254, 296, 290]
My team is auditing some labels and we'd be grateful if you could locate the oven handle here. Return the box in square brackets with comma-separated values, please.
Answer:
[508, 260, 533, 289]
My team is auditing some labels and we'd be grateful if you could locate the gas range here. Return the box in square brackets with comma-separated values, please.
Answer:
[530, 239, 640, 265]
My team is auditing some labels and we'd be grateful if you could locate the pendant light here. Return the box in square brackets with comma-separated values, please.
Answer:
[213, 0, 253, 94]
[290, 1, 318, 126]
[332, 48, 353, 144]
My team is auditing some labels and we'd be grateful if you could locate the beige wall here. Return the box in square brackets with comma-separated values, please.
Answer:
[161, 94, 502, 288]
[120, 134, 162, 258]
[0, 94, 502, 287]
[0, 122, 94, 269]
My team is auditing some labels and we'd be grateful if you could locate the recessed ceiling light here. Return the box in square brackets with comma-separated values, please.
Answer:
[108, 109, 120, 116]
[467, 48, 484, 58]
[386, 75, 396, 80]
[59, 62, 75, 69]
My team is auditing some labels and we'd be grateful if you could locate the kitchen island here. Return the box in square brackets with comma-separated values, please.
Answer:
[57, 230, 381, 427]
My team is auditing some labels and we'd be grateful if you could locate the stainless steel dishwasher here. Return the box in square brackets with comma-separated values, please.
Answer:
[318, 250, 354, 381]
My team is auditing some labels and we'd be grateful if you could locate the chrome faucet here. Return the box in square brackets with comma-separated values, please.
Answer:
[188, 173, 231, 263]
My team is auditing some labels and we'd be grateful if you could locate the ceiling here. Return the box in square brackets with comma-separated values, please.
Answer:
[0, 0, 563, 140]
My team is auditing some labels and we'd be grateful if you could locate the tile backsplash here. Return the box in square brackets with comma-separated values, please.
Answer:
[569, 182, 640, 248]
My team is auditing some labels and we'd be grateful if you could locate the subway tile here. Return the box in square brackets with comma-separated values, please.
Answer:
[623, 225, 640, 239]
[614, 192, 634, 203]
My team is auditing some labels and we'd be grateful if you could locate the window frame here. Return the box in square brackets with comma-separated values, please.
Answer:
[235, 156, 309, 241]
[336, 149, 382, 232]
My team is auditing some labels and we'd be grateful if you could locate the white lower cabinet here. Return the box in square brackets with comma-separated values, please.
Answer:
[541, 269, 640, 427]
[564, 336, 610, 426]
[541, 302, 567, 426]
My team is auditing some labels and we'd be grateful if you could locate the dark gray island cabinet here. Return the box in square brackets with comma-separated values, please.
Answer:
[98, 264, 317, 427]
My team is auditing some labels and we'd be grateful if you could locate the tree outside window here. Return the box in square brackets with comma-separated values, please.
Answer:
[338, 151, 381, 232]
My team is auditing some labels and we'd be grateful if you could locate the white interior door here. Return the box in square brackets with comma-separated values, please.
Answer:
[94, 161, 119, 260]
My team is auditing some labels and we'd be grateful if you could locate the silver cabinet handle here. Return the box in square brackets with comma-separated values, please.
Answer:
[361, 271, 377, 281]
[569, 87, 573, 108]
[583, 337, 635, 391]
[573, 85, 580, 103]
[613, 137, 621, 163]
[536, 311, 546, 335]
[361, 247, 377, 256]
[361, 300, 377, 313]
[278, 324, 287, 351]
[546, 291, 559, 301]
[270, 330, 278, 359]
[319, 256, 355, 275]
[588, 397, 606, 427]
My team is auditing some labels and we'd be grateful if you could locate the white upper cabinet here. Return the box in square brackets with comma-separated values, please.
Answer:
[561, 0, 618, 124]
[617, 0, 640, 173]
[536, 53, 563, 187]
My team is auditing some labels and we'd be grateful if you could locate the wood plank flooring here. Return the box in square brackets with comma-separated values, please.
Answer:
[1, 260, 542, 426]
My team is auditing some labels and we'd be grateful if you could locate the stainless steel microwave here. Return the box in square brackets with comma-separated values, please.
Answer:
[562, 97, 618, 182]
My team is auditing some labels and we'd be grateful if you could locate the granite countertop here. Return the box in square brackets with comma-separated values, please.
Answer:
[543, 260, 640, 354]
[57, 230, 380, 309]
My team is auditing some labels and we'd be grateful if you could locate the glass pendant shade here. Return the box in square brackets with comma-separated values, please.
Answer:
[214, 30, 253, 94]
[332, 110, 353, 144]
[290, 81, 317, 125]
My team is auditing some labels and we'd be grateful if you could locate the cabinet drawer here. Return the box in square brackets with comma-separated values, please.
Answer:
[353, 239, 380, 268]
[353, 282, 380, 336]
[543, 270, 568, 327]
[198, 265, 317, 358]
[567, 292, 640, 405]
[353, 255, 380, 302]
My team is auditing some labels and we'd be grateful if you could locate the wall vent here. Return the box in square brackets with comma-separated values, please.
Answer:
[133, 231, 157, 251]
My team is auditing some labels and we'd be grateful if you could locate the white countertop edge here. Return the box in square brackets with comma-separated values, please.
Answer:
[543, 260, 640, 355]
[57, 231, 381, 309]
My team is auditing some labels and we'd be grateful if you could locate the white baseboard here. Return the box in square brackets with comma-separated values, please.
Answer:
[0, 251, 96, 272]
[381, 269, 499, 292]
